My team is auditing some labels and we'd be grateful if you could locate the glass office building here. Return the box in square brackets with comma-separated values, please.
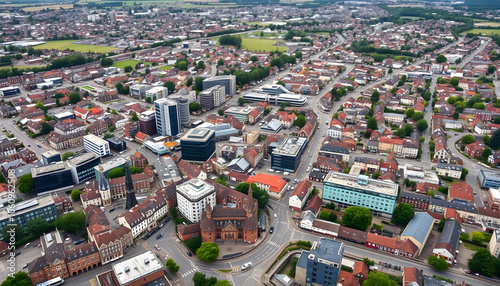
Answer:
[180, 128, 216, 162]
[31, 162, 74, 194]
[322, 172, 398, 215]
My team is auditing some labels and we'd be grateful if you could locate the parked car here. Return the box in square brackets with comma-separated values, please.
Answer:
[156, 233, 163, 240]
[274, 213, 277, 218]
[155, 244, 160, 251]
[269, 226, 274, 234]
[109, 208, 115, 213]
[14, 252, 21, 257]
[267, 204, 274, 210]
[164, 217, 171, 223]
[22, 263, 28, 269]
[187, 251, 192, 257]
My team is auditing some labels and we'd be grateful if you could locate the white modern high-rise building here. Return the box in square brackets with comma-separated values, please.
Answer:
[176, 179, 215, 223]
[83, 134, 110, 157]
[154, 98, 181, 136]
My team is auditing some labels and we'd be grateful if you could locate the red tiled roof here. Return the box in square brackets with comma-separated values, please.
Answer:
[246, 173, 286, 194]
[448, 182, 473, 201]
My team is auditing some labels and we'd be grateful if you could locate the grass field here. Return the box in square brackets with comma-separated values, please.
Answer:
[82, 86, 95, 90]
[112, 59, 142, 69]
[461, 28, 500, 35]
[241, 38, 288, 52]
[34, 40, 117, 53]
[401, 16, 424, 20]
[0, 65, 34, 71]
[474, 22, 500, 27]
[156, 65, 174, 70]
[22, 4, 73, 11]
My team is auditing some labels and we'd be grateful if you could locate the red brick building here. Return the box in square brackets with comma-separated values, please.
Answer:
[65, 242, 101, 276]
[464, 141, 486, 158]
[130, 151, 147, 169]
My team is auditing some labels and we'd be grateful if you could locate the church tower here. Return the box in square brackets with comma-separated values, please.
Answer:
[125, 166, 138, 209]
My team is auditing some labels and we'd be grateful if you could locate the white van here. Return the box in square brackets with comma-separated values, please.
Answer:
[241, 262, 253, 271]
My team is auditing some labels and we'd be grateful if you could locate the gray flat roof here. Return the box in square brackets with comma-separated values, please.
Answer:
[181, 128, 215, 142]
[32, 162, 70, 177]
[67, 153, 100, 167]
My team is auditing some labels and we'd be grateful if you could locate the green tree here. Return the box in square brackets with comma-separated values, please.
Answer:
[405, 108, 415, 119]
[40, 122, 52, 135]
[235, 183, 269, 208]
[177, 61, 188, 71]
[371, 90, 380, 104]
[468, 248, 498, 277]
[428, 190, 435, 197]
[449, 77, 459, 87]
[186, 77, 193, 87]
[295, 51, 303, 59]
[328, 212, 337, 222]
[392, 203, 415, 226]
[342, 206, 372, 231]
[276, 80, 286, 87]
[250, 55, 259, 62]
[447, 96, 457, 105]
[189, 102, 201, 113]
[411, 112, 424, 121]
[129, 167, 142, 174]
[58, 210, 86, 234]
[472, 231, 485, 244]
[238, 97, 245, 106]
[363, 271, 397, 286]
[70, 189, 83, 201]
[145, 96, 152, 103]
[194, 77, 204, 91]
[294, 115, 306, 128]
[388, 67, 393, 74]
[367, 117, 378, 131]
[217, 58, 224, 67]
[0, 271, 32, 286]
[185, 236, 202, 254]
[473, 102, 485, 110]
[319, 210, 330, 221]
[491, 129, 500, 150]
[130, 112, 139, 122]
[438, 218, 446, 232]
[196, 242, 219, 262]
[163, 81, 176, 93]
[68, 92, 81, 104]
[103, 133, 114, 139]
[18, 173, 34, 193]
[100, 57, 113, 67]
[436, 54, 447, 63]
[363, 258, 375, 266]
[62, 151, 76, 161]
[460, 232, 470, 241]
[416, 119, 428, 132]
[27, 217, 50, 236]
[483, 147, 492, 160]
[124, 65, 133, 73]
[461, 135, 475, 145]
[270, 57, 284, 68]
[166, 258, 180, 272]
[483, 135, 491, 146]
[2, 225, 25, 242]
[106, 167, 125, 179]
[428, 255, 449, 271]
[218, 109, 224, 116]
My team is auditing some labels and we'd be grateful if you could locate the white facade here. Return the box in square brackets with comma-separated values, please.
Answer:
[154, 98, 181, 136]
[145, 86, 167, 101]
[176, 179, 216, 223]
[212, 85, 226, 107]
[327, 127, 342, 139]
[83, 134, 110, 157]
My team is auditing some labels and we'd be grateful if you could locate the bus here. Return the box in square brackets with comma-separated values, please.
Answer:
[36, 277, 64, 286]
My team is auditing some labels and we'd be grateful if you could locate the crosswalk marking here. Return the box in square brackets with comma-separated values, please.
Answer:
[89, 278, 98, 286]
[232, 265, 240, 272]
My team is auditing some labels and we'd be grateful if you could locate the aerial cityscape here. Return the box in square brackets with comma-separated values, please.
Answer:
[1, 0, 500, 286]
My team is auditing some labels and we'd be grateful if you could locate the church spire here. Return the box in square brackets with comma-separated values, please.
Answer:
[245, 184, 255, 216]
[125, 166, 138, 209]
